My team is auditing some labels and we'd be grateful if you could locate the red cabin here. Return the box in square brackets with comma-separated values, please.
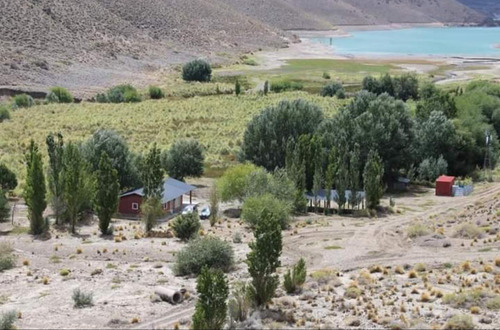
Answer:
[435, 175, 455, 197]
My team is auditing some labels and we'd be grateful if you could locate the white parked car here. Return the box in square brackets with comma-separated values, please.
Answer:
[199, 206, 211, 220]
[181, 204, 198, 215]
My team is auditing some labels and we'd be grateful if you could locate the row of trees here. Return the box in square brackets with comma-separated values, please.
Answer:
[21, 130, 206, 235]
[241, 80, 500, 189]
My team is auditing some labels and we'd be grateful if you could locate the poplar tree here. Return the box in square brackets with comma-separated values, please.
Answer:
[247, 210, 282, 307]
[335, 154, 349, 213]
[24, 141, 47, 235]
[46, 133, 65, 225]
[62, 142, 88, 234]
[192, 267, 229, 330]
[95, 152, 120, 235]
[141, 143, 165, 232]
[364, 150, 384, 210]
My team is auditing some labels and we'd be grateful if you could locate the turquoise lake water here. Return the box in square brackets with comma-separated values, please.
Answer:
[309, 27, 500, 57]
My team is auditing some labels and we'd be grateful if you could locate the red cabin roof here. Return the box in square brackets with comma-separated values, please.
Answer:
[436, 175, 455, 183]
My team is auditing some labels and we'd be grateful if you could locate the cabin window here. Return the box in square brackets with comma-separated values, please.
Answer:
[132, 202, 139, 210]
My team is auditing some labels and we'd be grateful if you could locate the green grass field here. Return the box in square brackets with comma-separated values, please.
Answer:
[0, 91, 344, 188]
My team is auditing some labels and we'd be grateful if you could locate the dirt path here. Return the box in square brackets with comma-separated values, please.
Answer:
[284, 182, 500, 272]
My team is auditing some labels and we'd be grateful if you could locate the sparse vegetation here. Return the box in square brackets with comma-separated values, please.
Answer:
[407, 223, 430, 238]
[0, 310, 17, 330]
[148, 86, 165, 100]
[47, 87, 73, 104]
[13, 94, 34, 108]
[454, 223, 483, 239]
[443, 314, 475, 330]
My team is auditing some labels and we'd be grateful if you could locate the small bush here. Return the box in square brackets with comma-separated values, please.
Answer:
[228, 282, 251, 323]
[232, 232, 242, 244]
[443, 314, 475, 330]
[284, 258, 307, 294]
[0, 104, 10, 122]
[322, 72, 331, 80]
[94, 93, 109, 103]
[0, 243, 15, 272]
[336, 88, 346, 99]
[60, 269, 70, 276]
[13, 94, 34, 108]
[443, 288, 490, 308]
[321, 81, 344, 97]
[345, 286, 362, 299]
[270, 80, 303, 93]
[0, 310, 17, 330]
[486, 296, 500, 310]
[182, 60, 212, 82]
[148, 86, 164, 99]
[171, 213, 201, 241]
[454, 223, 482, 239]
[241, 194, 291, 229]
[48, 87, 73, 103]
[175, 236, 234, 276]
[105, 85, 141, 103]
[72, 288, 93, 308]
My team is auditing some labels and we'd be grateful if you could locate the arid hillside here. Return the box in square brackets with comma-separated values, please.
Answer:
[0, 0, 485, 93]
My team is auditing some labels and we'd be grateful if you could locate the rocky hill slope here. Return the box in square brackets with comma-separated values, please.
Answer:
[0, 0, 485, 94]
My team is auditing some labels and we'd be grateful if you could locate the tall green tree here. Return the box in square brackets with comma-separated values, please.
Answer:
[83, 130, 140, 190]
[141, 143, 165, 232]
[46, 133, 65, 225]
[312, 165, 323, 213]
[62, 143, 89, 234]
[24, 141, 47, 235]
[192, 267, 229, 330]
[161, 140, 204, 181]
[247, 210, 282, 308]
[363, 150, 384, 210]
[217, 164, 257, 203]
[348, 146, 362, 209]
[142, 143, 164, 199]
[0, 190, 9, 222]
[334, 154, 349, 213]
[95, 152, 120, 235]
[324, 150, 336, 214]
[241, 99, 324, 171]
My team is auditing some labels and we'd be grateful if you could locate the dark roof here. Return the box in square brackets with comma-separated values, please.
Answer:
[120, 178, 196, 204]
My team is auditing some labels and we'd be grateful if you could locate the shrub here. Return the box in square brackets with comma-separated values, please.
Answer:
[192, 267, 228, 330]
[60, 268, 70, 276]
[454, 223, 483, 239]
[148, 86, 164, 99]
[228, 282, 251, 323]
[321, 81, 344, 97]
[486, 296, 500, 310]
[336, 88, 346, 99]
[443, 315, 475, 330]
[72, 288, 93, 308]
[48, 87, 73, 103]
[0, 310, 17, 330]
[284, 258, 307, 294]
[94, 93, 109, 103]
[182, 60, 212, 82]
[442, 288, 489, 308]
[171, 213, 201, 241]
[106, 85, 141, 103]
[0, 104, 10, 122]
[0, 243, 15, 272]
[175, 236, 234, 276]
[270, 80, 303, 93]
[407, 223, 430, 238]
[232, 232, 242, 244]
[322, 72, 331, 80]
[241, 194, 291, 229]
[13, 94, 34, 108]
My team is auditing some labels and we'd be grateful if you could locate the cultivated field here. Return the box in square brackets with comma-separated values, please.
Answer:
[0, 90, 343, 189]
[1, 180, 499, 329]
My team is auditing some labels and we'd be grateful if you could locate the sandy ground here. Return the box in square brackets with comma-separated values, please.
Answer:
[1, 180, 499, 329]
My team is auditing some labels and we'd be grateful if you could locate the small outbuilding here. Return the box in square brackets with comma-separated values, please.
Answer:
[435, 175, 455, 197]
[118, 178, 196, 216]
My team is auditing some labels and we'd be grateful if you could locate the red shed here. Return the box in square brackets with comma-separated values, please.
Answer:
[436, 175, 455, 197]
